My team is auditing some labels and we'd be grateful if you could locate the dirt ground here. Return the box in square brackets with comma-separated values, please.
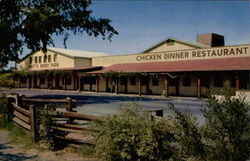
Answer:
[0, 130, 97, 161]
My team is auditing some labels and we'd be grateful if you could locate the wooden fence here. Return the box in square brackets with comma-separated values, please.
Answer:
[8, 94, 101, 145]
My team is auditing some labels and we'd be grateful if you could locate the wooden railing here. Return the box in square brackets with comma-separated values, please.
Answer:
[8, 93, 101, 145]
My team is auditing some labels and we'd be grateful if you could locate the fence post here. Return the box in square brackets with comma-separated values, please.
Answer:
[66, 97, 73, 124]
[29, 105, 37, 142]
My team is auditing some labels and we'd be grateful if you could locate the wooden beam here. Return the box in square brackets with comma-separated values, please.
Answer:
[30, 105, 37, 141]
[12, 117, 31, 131]
[61, 111, 102, 121]
[57, 124, 90, 131]
[78, 76, 82, 92]
[138, 76, 141, 96]
[115, 78, 119, 94]
[236, 78, 240, 90]
[96, 76, 99, 93]
[12, 103, 30, 116]
[197, 77, 201, 98]
[13, 110, 30, 123]
[164, 76, 169, 97]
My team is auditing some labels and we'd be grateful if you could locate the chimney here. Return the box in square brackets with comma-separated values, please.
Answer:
[196, 33, 225, 47]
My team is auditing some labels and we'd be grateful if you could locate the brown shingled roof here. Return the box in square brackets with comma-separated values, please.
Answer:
[92, 57, 250, 73]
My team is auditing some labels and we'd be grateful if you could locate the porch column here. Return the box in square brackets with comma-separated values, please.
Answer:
[176, 77, 179, 96]
[63, 75, 66, 91]
[46, 74, 49, 89]
[197, 77, 201, 98]
[146, 76, 150, 95]
[78, 76, 82, 92]
[125, 78, 128, 94]
[236, 77, 240, 91]
[18, 77, 21, 88]
[138, 76, 141, 96]
[164, 76, 169, 97]
[115, 77, 119, 94]
[106, 77, 109, 92]
[72, 74, 75, 90]
[27, 76, 30, 89]
[96, 76, 100, 93]
[38, 75, 41, 89]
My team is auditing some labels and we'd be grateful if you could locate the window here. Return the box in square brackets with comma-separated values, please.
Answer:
[54, 54, 57, 62]
[48, 55, 51, 62]
[44, 55, 47, 63]
[183, 76, 191, 87]
[91, 77, 96, 84]
[201, 77, 209, 88]
[140, 76, 148, 86]
[166, 39, 175, 46]
[169, 78, 177, 86]
[34, 56, 37, 63]
[39, 56, 42, 63]
[120, 77, 127, 85]
[231, 77, 236, 88]
[29, 57, 33, 64]
[66, 76, 71, 85]
[130, 77, 136, 86]
[20, 77, 26, 83]
[152, 77, 159, 86]
[40, 77, 45, 84]
[214, 76, 223, 87]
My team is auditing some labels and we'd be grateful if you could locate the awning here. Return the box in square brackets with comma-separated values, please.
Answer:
[91, 57, 250, 74]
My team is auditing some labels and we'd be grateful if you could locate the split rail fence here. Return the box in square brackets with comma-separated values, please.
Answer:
[7, 94, 101, 145]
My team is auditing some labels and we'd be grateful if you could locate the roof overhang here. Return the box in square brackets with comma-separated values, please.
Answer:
[91, 57, 250, 74]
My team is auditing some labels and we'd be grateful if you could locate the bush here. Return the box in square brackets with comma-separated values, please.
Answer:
[37, 104, 67, 150]
[170, 82, 250, 161]
[0, 92, 11, 128]
[94, 102, 176, 161]
[202, 83, 250, 161]
[0, 73, 15, 89]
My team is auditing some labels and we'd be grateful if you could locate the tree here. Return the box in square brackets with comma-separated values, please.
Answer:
[0, 0, 118, 68]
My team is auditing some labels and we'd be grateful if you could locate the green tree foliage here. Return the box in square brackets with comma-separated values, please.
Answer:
[0, 73, 15, 88]
[94, 102, 176, 161]
[0, 0, 118, 68]
[202, 83, 250, 161]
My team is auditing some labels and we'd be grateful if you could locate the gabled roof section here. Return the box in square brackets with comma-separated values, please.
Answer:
[47, 47, 109, 58]
[19, 47, 109, 63]
[141, 37, 209, 53]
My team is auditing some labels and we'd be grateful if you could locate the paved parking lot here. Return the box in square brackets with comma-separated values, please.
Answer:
[3, 89, 207, 123]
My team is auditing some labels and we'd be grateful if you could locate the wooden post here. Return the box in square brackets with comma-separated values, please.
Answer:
[29, 105, 37, 142]
[64, 76, 66, 91]
[176, 77, 179, 96]
[18, 77, 21, 88]
[197, 77, 201, 98]
[66, 98, 73, 124]
[78, 76, 82, 92]
[106, 77, 109, 92]
[125, 78, 128, 94]
[72, 74, 75, 90]
[115, 78, 118, 94]
[27, 77, 30, 89]
[96, 76, 99, 93]
[138, 76, 141, 96]
[164, 76, 169, 97]
[236, 78, 240, 90]
[146, 77, 150, 95]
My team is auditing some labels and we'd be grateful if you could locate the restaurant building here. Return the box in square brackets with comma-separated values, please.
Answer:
[16, 33, 250, 97]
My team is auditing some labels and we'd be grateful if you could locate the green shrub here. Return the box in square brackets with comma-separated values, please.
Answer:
[37, 104, 67, 150]
[0, 92, 10, 128]
[0, 73, 15, 89]
[202, 82, 250, 161]
[94, 102, 176, 161]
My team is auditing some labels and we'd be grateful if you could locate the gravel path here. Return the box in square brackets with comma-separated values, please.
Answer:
[0, 130, 97, 161]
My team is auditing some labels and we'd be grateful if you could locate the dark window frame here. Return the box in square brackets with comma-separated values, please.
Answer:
[183, 76, 191, 87]
[130, 77, 136, 86]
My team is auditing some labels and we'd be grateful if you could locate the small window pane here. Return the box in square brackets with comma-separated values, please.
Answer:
[39, 56, 42, 63]
[120, 77, 127, 85]
[35, 56, 37, 63]
[152, 77, 159, 86]
[130, 77, 136, 86]
[29, 57, 33, 64]
[214, 76, 223, 87]
[54, 54, 57, 62]
[44, 55, 47, 63]
[48, 55, 51, 62]
[183, 76, 191, 87]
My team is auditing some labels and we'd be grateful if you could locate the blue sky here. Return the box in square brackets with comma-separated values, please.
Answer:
[20, 1, 250, 58]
